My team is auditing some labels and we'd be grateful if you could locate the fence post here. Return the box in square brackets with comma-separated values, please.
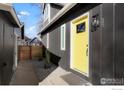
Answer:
[29, 46, 32, 60]
[18, 46, 20, 61]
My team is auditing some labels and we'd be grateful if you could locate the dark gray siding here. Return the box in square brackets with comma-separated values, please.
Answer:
[41, 23, 70, 70]
[42, 4, 62, 29]
[42, 3, 124, 85]
[0, 17, 3, 84]
[41, 4, 124, 85]
[43, 3, 63, 54]
[89, 4, 115, 84]
[90, 3, 124, 85]
[41, 35, 47, 47]
[3, 23, 14, 84]
[89, 5, 102, 85]
[41, 4, 100, 84]
[115, 4, 124, 79]
[41, 3, 63, 47]
[41, 4, 100, 78]
[59, 22, 70, 70]
[50, 4, 63, 20]
[49, 27, 61, 56]
[48, 23, 70, 70]
[101, 3, 114, 81]
[0, 12, 15, 85]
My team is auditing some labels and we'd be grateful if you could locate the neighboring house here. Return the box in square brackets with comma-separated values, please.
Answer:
[29, 37, 42, 46]
[18, 35, 31, 46]
[23, 36, 32, 46]
[0, 3, 22, 85]
[39, 3, 124, 85]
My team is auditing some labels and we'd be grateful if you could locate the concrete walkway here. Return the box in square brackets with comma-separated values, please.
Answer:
[10, 60, 91, 85]
[31, 60, 57, 82]
[10, 61, 39, 85]
[39, 67, 92, 85]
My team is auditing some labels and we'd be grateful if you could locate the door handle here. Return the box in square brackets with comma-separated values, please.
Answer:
[86, 48, 88, 56]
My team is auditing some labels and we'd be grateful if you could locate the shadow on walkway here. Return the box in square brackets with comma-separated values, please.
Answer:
[10, 61, 39, 85]
[10, 60, 57, 85]
[31, 60, 57, 83]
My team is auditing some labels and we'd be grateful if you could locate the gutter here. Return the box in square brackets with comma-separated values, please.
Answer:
[0, 3, 21, 28]
[38, 3, 77, 35]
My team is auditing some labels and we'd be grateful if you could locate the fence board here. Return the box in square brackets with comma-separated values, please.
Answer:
[18, 45, 43, 61]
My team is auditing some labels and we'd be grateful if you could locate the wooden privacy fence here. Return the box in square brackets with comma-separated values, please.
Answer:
[18, 45, 43, 61]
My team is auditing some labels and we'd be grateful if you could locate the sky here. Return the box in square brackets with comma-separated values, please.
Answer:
[13, 3, 42, 39]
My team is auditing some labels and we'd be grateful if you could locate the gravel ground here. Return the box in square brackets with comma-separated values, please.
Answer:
[30, 60, 57, 82]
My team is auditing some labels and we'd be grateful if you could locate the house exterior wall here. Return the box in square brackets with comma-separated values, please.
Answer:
[41, 3, 63, 48]
[49, 27, 61, 57]
[0, 12, 15, 85]
[0, 15, 3, 84]
[114, 4, 124, 79]
[50, 4, 63, 20]
[41, 35, 47, 47]
[41, 3, 100, 84]
[13, 32, 18, 70]
[41, 4, 49, 29]
[41, 3, 63, 30]
[41, 3, 124, 85]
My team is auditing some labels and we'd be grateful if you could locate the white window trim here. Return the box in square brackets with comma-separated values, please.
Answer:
[60, 24, 66, 50]
[48, 3, 51, 22]
[43, 3, 50, 23]
[43, 4, 48, 22]
[47, 33, 49, 49]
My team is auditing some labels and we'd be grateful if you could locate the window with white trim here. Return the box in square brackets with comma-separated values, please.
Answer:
[60, 24, 66, 50]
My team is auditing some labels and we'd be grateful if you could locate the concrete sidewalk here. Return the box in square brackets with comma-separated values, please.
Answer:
[39, 67, 91, 85]
[10, 61, 39, 85]
[10, 60, 91, 85]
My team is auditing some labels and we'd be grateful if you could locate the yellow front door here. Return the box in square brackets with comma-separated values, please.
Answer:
[71, 13, 89, 77]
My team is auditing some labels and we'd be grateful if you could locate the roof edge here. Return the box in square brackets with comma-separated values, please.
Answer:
[0, 3, 21, 28]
